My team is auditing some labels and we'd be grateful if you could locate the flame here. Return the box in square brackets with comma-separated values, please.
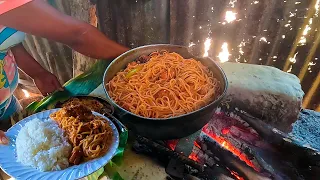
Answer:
[202, 124, 259, 171]
[22, 89, 30, 98]
[222, 128, 230, 135]
[188, 152, 200, 162]
[218, 42, 230, 63]
[230, 170, 245, 180]
[189, 141, 202, 162]
[225, 11, 237, 23]
[203, 38, 212, 57]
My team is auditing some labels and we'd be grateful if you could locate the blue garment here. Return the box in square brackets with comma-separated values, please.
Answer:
[0, 26, 25, 121]
[0, 96, 21, 120]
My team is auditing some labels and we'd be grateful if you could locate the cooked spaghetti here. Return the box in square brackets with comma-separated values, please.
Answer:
[61, 97, 105, 113]
[107, 50, 220, 118]
[50, 105, 113, 165]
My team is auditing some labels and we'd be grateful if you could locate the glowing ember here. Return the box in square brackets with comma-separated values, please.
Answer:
[188, 152, 200, 162]
[203, 38, 212, 57]
[22, 89, 30, 98]
[218, 42, 231, 63]
[166, 139, 179, 151]
[230, 170, 245, 180]
[202, 124, 259, 171]
[225, 11, 237, 23]
[222, 128, 230, 135]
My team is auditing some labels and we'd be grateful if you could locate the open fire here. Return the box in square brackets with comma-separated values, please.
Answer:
[165, 110, 262, 172]
[133, 109, 319, 180]
[202, 124, 258, 171]
[163, 110, 263, 179]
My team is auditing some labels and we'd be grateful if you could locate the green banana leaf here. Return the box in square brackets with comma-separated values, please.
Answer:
[26, 60, 110, 112]
[87, 167, 104, 180]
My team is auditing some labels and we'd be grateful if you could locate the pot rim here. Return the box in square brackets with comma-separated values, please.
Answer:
[103, 44, 228, 121]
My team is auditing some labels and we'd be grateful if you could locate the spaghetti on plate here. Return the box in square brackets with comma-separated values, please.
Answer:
[50, 105, 113, 165]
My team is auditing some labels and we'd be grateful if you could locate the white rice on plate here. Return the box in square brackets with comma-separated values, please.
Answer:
[16, 118, 71, 171]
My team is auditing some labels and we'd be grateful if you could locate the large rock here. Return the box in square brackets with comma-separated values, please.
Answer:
[290, 109, 320, 151]
[219, 62, 304, 133]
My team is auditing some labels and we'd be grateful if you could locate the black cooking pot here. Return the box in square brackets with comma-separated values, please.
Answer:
[103, 44, 228, 140]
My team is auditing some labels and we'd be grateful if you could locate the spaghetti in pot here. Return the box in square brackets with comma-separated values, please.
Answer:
[107, 50, 221, 118]
[50, 105, 113, 165]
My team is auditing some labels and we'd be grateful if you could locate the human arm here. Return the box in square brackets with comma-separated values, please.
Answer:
[11, 44, 63, 95]
[0, 130, 8, 144]
[0, 0, 129, 59]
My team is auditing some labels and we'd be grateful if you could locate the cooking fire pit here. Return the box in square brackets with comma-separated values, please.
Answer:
[102, 45, 315, 180]
[130, 108, 320, 180]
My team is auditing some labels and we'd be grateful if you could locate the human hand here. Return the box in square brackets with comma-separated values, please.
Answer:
[0, 130, 8, 145]
[33, 71, 63, 96]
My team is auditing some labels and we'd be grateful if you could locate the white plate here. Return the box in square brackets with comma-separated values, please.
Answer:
[0, 109, 119, 180]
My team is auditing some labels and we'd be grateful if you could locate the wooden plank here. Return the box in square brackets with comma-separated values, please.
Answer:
[69, 0, 98, 76]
